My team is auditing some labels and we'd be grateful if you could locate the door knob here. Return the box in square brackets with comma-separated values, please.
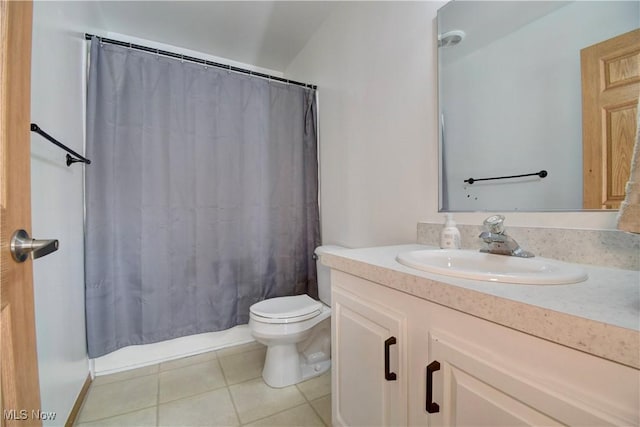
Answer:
[10, 229, 59, 262]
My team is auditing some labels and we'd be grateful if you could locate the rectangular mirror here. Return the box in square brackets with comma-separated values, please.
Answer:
[438, 1, 639, 212]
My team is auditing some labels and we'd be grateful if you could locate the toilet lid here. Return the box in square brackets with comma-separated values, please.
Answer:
[250, 295, 322, 319]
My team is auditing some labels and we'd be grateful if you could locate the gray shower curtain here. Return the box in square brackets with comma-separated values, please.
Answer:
[85, 39, 320, 358]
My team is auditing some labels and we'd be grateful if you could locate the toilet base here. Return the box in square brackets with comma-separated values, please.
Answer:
[262, 343, 331, 388]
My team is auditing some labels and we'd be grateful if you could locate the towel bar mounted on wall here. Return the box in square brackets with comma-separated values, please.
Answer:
[30, 123, 91, 167]
[464, 170, 547, 185]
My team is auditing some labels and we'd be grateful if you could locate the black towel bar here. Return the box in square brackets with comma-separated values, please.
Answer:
[464, 170, 547, 185]
[30, 123, 91, 167]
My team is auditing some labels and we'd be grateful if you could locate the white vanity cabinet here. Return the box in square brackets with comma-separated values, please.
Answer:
[420, 307, 638, 427]
[331, 270, 640, 427]
[331, 273, 408, 427]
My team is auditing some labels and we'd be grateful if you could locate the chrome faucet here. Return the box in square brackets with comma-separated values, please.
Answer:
[479, 215, 534, 258]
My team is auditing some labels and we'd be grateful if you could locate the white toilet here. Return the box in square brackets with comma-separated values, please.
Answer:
[249, 245, 341, 388]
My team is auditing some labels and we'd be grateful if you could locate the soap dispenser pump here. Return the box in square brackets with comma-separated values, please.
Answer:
[440, 214, 461, 249]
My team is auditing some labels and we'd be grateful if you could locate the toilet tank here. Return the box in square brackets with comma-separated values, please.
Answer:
[314, 245, 345, 307]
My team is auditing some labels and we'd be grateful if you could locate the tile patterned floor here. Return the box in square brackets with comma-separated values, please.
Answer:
[76, 342, 332, 426]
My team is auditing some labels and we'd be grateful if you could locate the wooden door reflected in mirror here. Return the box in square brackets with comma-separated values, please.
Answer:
[581, 29, 640, 209]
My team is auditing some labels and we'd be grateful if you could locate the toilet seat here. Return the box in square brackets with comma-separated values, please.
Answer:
[250, 295, 322, 324]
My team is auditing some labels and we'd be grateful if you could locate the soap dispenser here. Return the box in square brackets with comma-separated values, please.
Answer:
[440, 214, 461, 249]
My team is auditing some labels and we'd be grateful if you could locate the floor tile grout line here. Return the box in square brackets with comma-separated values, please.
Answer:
[234, 372, 331, 426]
[156, 372, 160, 427]
[80, 342, 330, 427]
[158, 354, 218, 372]
[76, 373, 161, 424]
[76, 402, 158, 425]
[158, 383, 230, 406]
[295, 381, 330, 427]
[214, 341, 266, 357]
[85, 359, 230, 423]
[226, 376, 261, 387]
[160, 357, 222, 375]
[91, 368, 159, 388]
[308, 395, 331, 427]
[99, 341, 261, 374]
[239, 401, 313, 426]
[217, 348, 267, 370]
[225, 385, 243, 426]
[216, 356, 230, 389]
[219, 356, 257, 427]
[295, 372, 332, 403]
[220, 359, 246, 427]
[157, 357, 230, 404]
[154, 357, 234, 413]
[218, 352, 268, 387]
[94, 346, 246, 385]
[93, 344, 265, 388]
[219, 347, 265, 359]
[151, 360, 266, 408]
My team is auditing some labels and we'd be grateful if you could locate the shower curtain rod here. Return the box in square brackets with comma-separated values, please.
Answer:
[85, 34, 317, 90]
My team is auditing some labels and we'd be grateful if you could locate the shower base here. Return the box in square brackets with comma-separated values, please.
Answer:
[91, 324, 253, 377]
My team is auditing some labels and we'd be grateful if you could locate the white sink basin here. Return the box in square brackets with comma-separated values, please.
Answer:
[396, 249, 588, 285]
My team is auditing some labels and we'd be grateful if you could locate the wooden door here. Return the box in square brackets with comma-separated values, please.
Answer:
[0, 1, 41, 426]
[582, 29, 640, 209]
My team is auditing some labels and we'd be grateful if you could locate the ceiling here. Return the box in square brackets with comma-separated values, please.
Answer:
[95, 1, 339, 72]
[438, 1, 570, 64]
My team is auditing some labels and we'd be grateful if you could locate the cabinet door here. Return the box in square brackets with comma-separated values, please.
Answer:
[428, 332, 561, 426]
[332, 275, 407, 427]
[426, 329, 635, 427]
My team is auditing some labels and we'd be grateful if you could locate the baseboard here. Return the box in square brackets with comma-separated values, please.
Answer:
[65, 374, 92, 427]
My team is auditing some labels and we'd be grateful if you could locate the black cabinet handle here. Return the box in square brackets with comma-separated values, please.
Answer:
[384, 336, 397, 381]
[426, 360, 440, 413]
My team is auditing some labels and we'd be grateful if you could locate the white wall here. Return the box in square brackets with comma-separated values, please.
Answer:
[286, 2, 444, 247]
[286, 1, 620, 244]
[30, 2, 103, 423]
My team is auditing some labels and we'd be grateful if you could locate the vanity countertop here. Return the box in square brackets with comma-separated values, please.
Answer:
[321, 244, 640, 369]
